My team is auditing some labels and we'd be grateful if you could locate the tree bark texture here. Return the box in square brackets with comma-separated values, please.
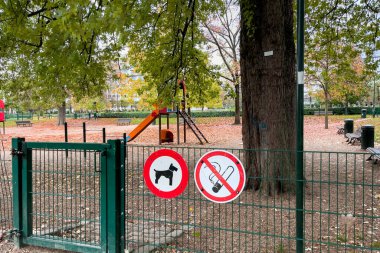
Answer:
[58, 102, 66, 126]
[240, 0, 296, 194]
[324, 92, 329, 129]
[234, 80, 241, 124]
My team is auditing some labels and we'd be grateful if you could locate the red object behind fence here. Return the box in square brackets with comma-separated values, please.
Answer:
[0, 100, 5, 122]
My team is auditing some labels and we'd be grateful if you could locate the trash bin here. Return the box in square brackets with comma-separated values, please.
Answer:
[344, 119, 354, 137]
[361, 109, 367, 118]
[74, 113, 77, 119]
[361, 125, 374, 149]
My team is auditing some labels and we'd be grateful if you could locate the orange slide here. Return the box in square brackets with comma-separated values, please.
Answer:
[126, 109, 160, 142]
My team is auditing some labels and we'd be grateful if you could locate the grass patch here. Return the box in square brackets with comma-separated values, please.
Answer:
[193, 231, 201, 238]
[371, 241, 380, 248]
[337, 234, 348, 243]
[275, 243, 286, 253]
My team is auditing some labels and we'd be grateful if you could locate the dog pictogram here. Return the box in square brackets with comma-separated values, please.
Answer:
[154, 163, 178, 186]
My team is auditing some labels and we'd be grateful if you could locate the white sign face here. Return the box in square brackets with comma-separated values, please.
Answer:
[149, 156, 182, 192]
[194, 150, 246, 203]
[144, 149, 189, 199]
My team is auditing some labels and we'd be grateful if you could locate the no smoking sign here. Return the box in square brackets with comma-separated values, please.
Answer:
[194, 150, 246, 203]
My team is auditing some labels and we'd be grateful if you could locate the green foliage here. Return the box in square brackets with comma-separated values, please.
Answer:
[99, 110, 235, 119]
[304, 107, 373, 115]
[71, 96, 108, 112]
[0, 0, 121, 110]
[0, 1, 224, 113]
[126, 0, 223, 108]
[305, 0, 379, 111]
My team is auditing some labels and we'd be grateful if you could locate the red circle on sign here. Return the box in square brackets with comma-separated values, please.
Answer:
[194, 150, 245, 203]
[144, 149, 189, 199]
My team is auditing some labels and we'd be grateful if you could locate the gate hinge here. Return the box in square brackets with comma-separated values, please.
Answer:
[11, 149, 23, 157]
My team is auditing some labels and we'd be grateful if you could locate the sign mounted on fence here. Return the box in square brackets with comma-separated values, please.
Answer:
[144, 149, 189, 199]
[194, 150, 245, 203]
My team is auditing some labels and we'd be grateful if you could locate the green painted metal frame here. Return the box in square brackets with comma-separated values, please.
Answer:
[12, 138, 125, 253]
[296, 0, 305, 252]
[12, 138, 24, 248]
[106, 139, 125, 252]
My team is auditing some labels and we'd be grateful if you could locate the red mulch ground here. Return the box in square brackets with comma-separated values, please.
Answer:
[0, 116, 368, 152]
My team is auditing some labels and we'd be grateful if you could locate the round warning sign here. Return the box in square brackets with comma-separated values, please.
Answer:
[194, 150, 246, 203]
[144, 149, 189, 199]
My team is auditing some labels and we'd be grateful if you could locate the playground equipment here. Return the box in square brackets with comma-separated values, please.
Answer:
[0, 100, 5, 134]
[125, 80, 208, 145]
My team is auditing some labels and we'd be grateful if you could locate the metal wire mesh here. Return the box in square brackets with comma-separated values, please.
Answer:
[125, 145, 380, 253]
[0, 137, 12, 233]
[29, 148, 101, 246]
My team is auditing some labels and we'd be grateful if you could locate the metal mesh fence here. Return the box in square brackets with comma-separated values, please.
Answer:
[0, 137, 12, 234]
[125, 145, 380, 253]
[28, 148, 102, 246]
[304, 152, 380, 252]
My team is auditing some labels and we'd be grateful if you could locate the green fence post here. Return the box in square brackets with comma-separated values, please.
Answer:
[120, 139, 125, 251]
[296, 0, 305, 252]
[21, 141, 33, 240]
[12, 138, 24, 248]
[106, 139, 125, 253]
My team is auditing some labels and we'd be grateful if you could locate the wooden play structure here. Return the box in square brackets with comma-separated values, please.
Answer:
[125, 80, 208, 145]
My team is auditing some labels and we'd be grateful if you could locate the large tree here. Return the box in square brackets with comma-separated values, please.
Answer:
[125, 0, 222, 109]
[203, 0, 241, 124]
[306, 0, 380, 127]
[0, 1, 120, 125]
[240, 0, 296, 193]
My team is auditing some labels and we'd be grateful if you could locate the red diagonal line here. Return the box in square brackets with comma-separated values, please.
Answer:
[203, 158, 236, 196]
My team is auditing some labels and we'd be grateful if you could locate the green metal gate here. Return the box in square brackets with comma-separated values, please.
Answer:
[12, 138, 125, 253]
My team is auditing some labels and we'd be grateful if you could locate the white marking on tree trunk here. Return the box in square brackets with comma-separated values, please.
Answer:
[297, 71, 304, 84]
[264, 51, 273, 56]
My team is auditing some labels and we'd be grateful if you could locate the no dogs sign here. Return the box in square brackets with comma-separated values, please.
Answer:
[194, 150, 246, 203]
[143, 149, 189, 199]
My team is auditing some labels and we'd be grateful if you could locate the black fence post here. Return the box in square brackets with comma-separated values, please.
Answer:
[64, 122, 68, 143]
[83, 122, 86, 143]
[83, 122, 86, 157]
[64, 122, 68, 157]
[102, 128, 106, 143]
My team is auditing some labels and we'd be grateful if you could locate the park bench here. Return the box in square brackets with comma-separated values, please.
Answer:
[314, 111, 333, 115]
[346, 127, 362, 144]
[15, 120, 33, 127]
[117, 118, 132, 126]
[366, 147, 380, 164]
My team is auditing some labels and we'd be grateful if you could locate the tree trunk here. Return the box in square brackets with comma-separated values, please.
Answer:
[234, 81, 241, 124]
[240, 0, 296, 194]
[345, 102, 348, 115]
[324, 92, 329, 129]
[57, 102, 66, 126]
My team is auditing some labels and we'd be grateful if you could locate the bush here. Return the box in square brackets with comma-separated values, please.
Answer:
[98, 110, 236, 118]
[98, 107, 376, 119]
